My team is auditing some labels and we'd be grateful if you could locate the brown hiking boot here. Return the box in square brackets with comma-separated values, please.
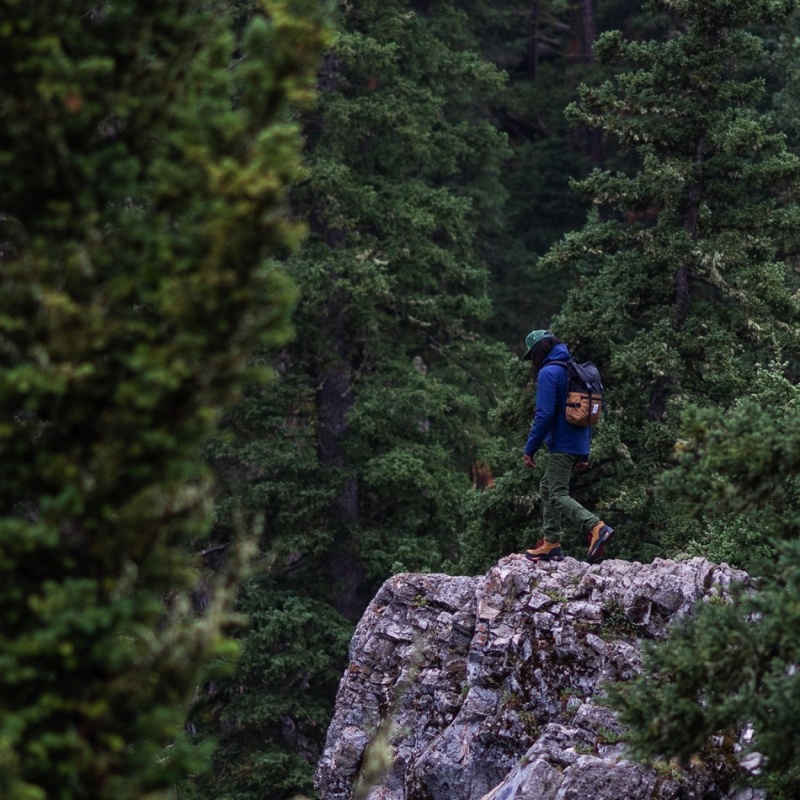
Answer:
[586, 521, 615, 564]
[525, 539, 565, 562]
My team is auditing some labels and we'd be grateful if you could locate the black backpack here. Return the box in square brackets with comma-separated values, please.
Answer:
[550, 358, 604, 427]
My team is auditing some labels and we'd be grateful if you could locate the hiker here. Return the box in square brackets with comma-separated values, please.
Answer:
[521, 329, 614, 563]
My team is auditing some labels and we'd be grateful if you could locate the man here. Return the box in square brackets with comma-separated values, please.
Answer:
[521, 329, 614, 563]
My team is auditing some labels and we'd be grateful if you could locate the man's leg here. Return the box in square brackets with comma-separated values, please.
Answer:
[547, 452, 599, 533]
[540, 454, 562, 543]
[547, 452, 615, 562]
[526, 454, 565, 561]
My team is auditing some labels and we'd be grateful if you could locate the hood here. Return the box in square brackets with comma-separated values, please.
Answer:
[542, 342, 571, 365]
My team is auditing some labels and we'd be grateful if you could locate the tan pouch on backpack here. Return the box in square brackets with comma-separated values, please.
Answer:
[565, 391, 602, 427]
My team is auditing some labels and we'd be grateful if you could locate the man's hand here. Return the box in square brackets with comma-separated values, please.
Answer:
[522, 454, 535, 469]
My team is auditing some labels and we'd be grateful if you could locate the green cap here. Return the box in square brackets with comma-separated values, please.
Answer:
[522, 329, 554, 361]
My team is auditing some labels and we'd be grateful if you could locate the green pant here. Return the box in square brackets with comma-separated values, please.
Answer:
[540, 452, 599, 543]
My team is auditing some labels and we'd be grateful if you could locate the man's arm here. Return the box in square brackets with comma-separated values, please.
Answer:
[522, 365, 561, 465]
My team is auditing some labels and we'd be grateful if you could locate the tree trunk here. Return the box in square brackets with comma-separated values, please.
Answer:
[568, 1, 603, 168]
[568, 0, 595, 64]
[316, 293, 365, 620]
[580, 0, 595, 64]
[528, 0, 540, 78]
[676, 136, 705, 329]
[649, 137, 704, 419]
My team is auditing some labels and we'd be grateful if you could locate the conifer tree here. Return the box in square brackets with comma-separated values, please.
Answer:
[189, 1, 511, 796]
[469, 0, 800, 792]
[0, 1, 326, 798]
[556, 0, 800, 558]
[613, 367, 800, 797]
[462, 0, 800, 570]
[468, 0, 602, 342]
[467, 0, 664, 343]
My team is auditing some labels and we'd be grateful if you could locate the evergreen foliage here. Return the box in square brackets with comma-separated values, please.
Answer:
[468, 0, 673, 343]
[507, 0, 800, 792]
[557, 0, 800, 558]
[612, 368, 800, 795]
[190, 2, 511, 797]
[297, 0, 510, 582]
[659, 360, 800, 571]
[186, 589, 351, 799]
[469, 0, 603, 342]
[0, 1, 326, 797]
[462, 0, 800, 572]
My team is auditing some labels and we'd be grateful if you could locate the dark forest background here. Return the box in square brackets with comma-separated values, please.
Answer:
[4, 1, 800, 798]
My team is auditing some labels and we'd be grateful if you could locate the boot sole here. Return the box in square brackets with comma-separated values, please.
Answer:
[525, 550, 565, 563]
[586, 527, 615, 563]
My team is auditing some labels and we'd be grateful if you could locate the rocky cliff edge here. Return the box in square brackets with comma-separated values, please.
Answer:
[315, 555, 763, 800]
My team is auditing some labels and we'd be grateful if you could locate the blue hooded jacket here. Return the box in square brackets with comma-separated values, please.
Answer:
[523, 343, 591, 457]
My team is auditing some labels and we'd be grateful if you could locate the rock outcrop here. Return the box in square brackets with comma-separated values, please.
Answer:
[315, 555, 763, 800]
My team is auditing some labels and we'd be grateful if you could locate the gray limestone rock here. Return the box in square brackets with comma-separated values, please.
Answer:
[315, 556, 763, 800]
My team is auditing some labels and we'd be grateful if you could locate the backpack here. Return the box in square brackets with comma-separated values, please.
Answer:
[550, 358, 604, 427]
